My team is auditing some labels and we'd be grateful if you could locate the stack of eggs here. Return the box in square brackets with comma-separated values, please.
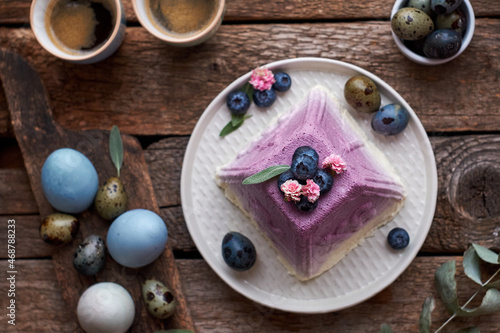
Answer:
[391, 0, 471, 60]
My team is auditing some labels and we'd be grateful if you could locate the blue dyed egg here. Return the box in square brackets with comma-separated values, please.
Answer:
[41, 148, 99, 214]
[221, 232, 257, 271]
[371, 104, 410, 136]
[107, 209, 168, 268]
[431, 0, 462, 15]
[423, 29, 462, 59]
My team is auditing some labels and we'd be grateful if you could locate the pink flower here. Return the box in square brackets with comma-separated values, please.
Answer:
[249, 66, 275, 91]
[281, 179, 302, 202]
[322, 154, 347, 174]
[302, 179, 321, 203]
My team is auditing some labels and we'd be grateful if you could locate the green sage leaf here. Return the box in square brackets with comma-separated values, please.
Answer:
[242, 165, 290, 185]
[464, 245, 483, 285]
[419, 296, 435, 333]
[109, 125, 123, 177]
[219, 116, 252, 137]
[457, 288, 500, 317]
[472, 243, 500, 264]
[231, 114, 246, 127]
[457, 327, 480, 333]
[241, 82, 254, 101]
[379, 323, 394, 333]
[435, 261, 460, 315]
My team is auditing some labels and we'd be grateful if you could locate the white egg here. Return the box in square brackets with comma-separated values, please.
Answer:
[77, 282, 135, 333]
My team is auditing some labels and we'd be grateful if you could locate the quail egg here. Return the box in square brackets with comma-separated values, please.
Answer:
[95, 177, 128, 220]
[221, 231, 257, 271]
[435, 8, 467, 36]
[73, 235, 106, 276]
[142, 279, 176, 319]
[344, 75, 381, 113]
[40, 213, 79, 245]
[372, 104, 410, 136]
[423, 29, 462, 59]
[391, 7, 434, 41]
[41, 148, 99, 214]
[407, 0, 433, 16]
[431, 0, 462, 15]
[77, 282, 135, 333]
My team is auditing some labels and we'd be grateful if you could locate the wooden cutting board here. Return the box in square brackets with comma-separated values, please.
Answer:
[0, 49, 195, 332]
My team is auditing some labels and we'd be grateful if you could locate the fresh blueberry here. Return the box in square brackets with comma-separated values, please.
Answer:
[253, 89, 277, 108]
[291, 154, 318, 181]
[295, 196, 318, 212]
[423, 29, 462, 59]
[226, 91, 250, 116]
[273, 72, 292, 92]
[221, 232, 257, 271]
[387, 228, 410, 250]
[277, 170, 295, 192]
[313, 169, 334, 194]
[292, 146, 319, 165]
[371, 104, 410, 136]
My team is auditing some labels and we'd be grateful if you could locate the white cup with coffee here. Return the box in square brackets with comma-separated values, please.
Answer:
[132, 0, 225, 47]
[31, 0, 126, 64]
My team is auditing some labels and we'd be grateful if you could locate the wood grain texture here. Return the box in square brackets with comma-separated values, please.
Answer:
[0, 49, 194, 332]
[0, 0, 497, 25]
[2, 134, 500, 257]
[0, 19, 499, 137]
[1, 257, 500, 332]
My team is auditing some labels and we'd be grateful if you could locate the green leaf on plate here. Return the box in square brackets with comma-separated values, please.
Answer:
[379, 323, 394, 333]
[457, 288, 500, 317]
[241, 82, 254, 101]
[457, 327, 480, 333]
[231, 113, 246, 127]
[219, 115, 252, 137]
[419, 296, 435, 333]
[472, 243, 500, 264]
[435, 261, 460, 315]
[109, 125, 123, 177]
[464, 245, 483, 285]
[242, 165, 290, 185]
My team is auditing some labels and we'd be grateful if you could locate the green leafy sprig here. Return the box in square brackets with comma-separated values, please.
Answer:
[109, 125, 124, 177]
[242, 165, 290, 185]
[220, 82, 254, 137]
[381, 243, 500, 333]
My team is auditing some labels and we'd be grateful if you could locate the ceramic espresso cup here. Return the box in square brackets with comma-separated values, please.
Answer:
[132, 0, 226, 47]
[31, 0, 126, 64]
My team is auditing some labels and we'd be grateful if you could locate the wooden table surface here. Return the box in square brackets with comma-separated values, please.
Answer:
[1, 0, 500, 332]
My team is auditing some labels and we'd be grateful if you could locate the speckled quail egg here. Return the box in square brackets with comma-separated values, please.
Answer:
[372, 104, 410, 136]
[423, 29, 462, 59]
[344, 76, 381, 113]
[407, 0, 433, 16]
[431, 0, 462, 15]
[142, 279, 176, 319]
[221, 231, 257, 271]
[391, 7, 434, 41]
[77, 282, 135, 333]
[73, 235, 106, 276]
[435, 8, 467, 36]
[95, 177, 128, 220]
[41, 148, 99, 214]
[40, 213, 79, 245]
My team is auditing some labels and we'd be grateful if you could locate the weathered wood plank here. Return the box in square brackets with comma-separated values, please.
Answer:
[1, 257, 500, 332]
[0, 20, 499, 137]
[0, 0, 497, 25]
[0, 169, 38, 214]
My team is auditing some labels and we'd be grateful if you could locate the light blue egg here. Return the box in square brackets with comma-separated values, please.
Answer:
[41, 148, 99, 214]
[107, 209, 168, 268]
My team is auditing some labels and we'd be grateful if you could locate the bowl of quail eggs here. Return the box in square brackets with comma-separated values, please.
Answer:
[391, 0, 474, 65]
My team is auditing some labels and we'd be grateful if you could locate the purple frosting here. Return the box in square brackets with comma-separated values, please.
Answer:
[217, 88, 405, 279]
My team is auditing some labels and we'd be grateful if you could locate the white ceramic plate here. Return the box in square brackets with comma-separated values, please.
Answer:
[181, 58, 437, 313]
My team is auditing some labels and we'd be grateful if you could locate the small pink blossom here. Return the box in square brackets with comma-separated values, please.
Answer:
[249, 66, 275, 91]
[302, 179, 321, 203]
[281, 179, 302, 202]
[322, 154, 347, 174]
